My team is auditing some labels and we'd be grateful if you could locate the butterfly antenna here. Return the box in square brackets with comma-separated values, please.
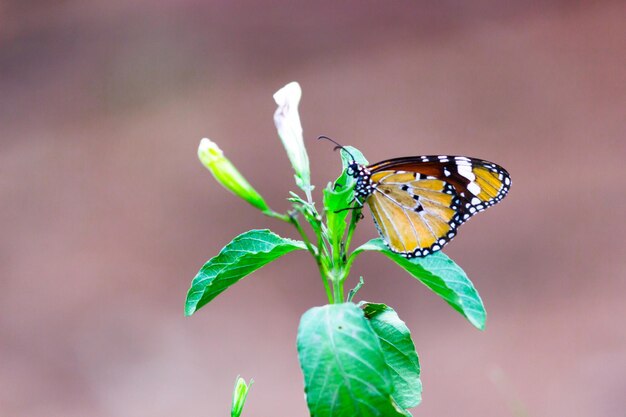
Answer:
[317, 135, 356, 162]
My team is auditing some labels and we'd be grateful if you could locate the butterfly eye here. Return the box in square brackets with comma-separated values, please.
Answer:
[346, 164, 358, 177]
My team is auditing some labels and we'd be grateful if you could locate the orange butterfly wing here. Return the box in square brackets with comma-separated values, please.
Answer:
[363, 156, 510, 257]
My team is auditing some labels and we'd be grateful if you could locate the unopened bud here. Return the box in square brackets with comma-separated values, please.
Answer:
[231, 376, 253, 417]
[198, 138, 269, 212]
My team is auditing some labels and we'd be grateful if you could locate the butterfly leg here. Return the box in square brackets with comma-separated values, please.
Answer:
[333, 198, 363, 214]
[340, 242, 347, 262]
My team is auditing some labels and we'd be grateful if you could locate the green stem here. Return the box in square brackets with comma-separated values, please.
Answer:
[263, 209, 291, 223]
[344, 248, 361, 275]
[288, 213, 318, 257]
[344, 205, 362, 254]
[289, 212, 334, 305]
[265, 186, 359, 305]
[346, 276, 364, 302]
[304, 187, 314, 205]
[331, 276, 344, 304]
[318, 263, 334, 305]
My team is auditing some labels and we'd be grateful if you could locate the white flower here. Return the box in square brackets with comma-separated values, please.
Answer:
[273, 82, 312, 199]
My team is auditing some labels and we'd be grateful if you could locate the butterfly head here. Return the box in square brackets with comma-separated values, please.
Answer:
[347, 163, 375, 200]
[316, 135, 375, 199]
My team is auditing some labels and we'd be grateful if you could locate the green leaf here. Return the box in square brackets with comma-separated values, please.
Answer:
[340, 145, 369, 167]
[323, 147, 368, 255]
[352, 239, 486, 330]
[297, 303, 409, 417]
[362, 303, 422, 408]
[185, 229, 306, 315]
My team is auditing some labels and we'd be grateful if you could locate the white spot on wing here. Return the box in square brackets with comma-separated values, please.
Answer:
[457, 164, 476, 181]
[467, 181, 481, 195]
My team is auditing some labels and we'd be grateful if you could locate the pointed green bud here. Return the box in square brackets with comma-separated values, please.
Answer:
[273, 82, 312, 197]
[198, 138, 269, 212]
[231, 376, 253, 417]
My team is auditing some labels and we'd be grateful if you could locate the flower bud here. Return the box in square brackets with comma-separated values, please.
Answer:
[198, 138, 269, 212]
[273, 82, 312, 195]
[231, 376, 253, 417]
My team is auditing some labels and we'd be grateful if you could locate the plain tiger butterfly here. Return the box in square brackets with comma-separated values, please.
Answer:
[320, 136, 511, 258]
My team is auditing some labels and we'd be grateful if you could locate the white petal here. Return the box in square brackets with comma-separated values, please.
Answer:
[273, 82, 311, 191]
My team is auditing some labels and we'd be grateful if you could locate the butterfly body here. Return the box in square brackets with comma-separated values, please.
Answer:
[347, 155, 511, 258]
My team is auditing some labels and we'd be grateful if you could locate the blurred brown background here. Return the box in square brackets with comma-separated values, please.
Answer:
[2, 1, 625, 416]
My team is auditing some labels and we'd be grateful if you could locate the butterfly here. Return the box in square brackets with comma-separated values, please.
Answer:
[320, 137, 511, 258]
